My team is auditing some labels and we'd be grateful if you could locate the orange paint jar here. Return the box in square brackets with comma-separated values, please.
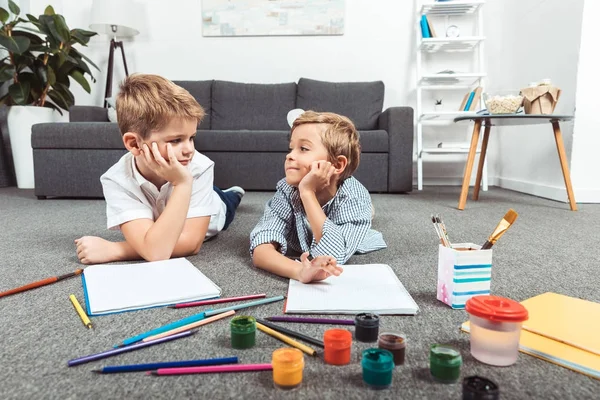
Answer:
[323, 329, 352, 365]
[272, 347, 304, 389]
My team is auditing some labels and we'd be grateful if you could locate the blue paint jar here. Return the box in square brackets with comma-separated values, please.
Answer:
[361, 348, 395, 389]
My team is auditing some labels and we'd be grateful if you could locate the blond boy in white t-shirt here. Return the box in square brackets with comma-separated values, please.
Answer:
[74, 74, 243, 264]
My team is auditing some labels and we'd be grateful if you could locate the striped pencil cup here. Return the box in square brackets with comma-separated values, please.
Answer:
[436, 243, 492, 309]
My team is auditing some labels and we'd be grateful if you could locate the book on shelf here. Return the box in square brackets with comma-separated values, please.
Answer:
[460, 86, 483, 111]
[420, 15, 431, 38]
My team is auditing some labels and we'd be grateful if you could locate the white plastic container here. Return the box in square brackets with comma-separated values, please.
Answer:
[465, 295, 529, 366]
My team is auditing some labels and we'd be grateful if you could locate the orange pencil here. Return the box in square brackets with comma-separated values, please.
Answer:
[0, 269, 83, 298]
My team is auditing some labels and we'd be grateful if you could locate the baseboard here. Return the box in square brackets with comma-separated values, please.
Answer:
[496, 177, 600, 204]
[413, 176, 499, 187]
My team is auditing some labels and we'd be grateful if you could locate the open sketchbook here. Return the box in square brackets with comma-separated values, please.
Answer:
[82, 258, 221, 316]
[284, 264, 419, 315]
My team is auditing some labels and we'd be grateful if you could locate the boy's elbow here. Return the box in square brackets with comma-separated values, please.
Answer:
[142, 251, 172, 262]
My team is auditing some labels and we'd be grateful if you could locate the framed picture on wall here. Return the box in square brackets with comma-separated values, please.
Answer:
[201, 0, 345, 37]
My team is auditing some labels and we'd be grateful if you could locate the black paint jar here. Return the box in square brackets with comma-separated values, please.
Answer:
[462, 376, 499, 400]
[354, 313, 380, 342]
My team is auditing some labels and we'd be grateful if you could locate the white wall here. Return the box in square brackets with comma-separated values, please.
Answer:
[484, 0, 585, 202]
[569, 0, 600, 203]
[17, 0, 592, 197]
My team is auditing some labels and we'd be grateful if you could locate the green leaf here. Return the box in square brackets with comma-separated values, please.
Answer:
[53, 81, 74, 104]
[70, 69, 90, 93]
[42, 100, 63, 115]
[44, 6, 55, 16]
[26, 14, 39, 24]
[47, 65, 56, 86]
[53, 15, 71, 42]
[8, 81, 30, 105]
[0, 8, 9, 24]
[47, 87, 72, 111]
[0, 32, 30, 54]
[71, 29, 97, 46]
[11, 30, 44, 45]
[8, 0, 20, 16]
[71, 48, 99, 71]
[0, 64, 15, 81]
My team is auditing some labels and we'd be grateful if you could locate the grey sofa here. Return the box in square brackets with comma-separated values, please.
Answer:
[32, 78, 413, 198]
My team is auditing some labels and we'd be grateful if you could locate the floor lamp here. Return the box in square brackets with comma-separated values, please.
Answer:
[89, 0, 140, 108]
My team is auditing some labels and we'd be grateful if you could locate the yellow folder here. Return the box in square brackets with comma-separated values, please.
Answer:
[520, 292, 600, 356]
[460, 292, 600, 380]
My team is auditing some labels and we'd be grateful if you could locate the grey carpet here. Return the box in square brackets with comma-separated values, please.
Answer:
[0, 186, 598, 400]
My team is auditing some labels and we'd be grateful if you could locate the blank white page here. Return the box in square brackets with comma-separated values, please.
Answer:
[83, 258, 221, 315]
[285, 264, 419, 315]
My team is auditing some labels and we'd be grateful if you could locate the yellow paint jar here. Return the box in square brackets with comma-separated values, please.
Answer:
[272, 347, 304, 390]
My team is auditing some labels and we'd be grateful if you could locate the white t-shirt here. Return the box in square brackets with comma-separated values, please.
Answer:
[100, 151, 227, 240]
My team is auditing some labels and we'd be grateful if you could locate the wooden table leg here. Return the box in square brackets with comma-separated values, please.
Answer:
[473, 123, 491, 201]
[552, 121, 577, 211]
[458, 120, 482, 210]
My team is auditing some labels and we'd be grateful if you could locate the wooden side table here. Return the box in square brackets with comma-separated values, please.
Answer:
[453, 114, 577, 211]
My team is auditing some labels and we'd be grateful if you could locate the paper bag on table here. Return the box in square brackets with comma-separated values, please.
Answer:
[520, 85, 561, 114]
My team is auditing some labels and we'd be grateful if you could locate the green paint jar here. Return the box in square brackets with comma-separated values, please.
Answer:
[430, 344, 462, 383]
[361, 348, 395, 389]
[230, 316, 256, 349]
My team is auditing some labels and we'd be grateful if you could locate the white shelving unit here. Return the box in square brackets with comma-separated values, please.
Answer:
[415, 0, 488, 191]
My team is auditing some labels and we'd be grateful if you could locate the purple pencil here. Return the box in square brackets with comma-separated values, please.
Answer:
[266, 316, 355, 325]
[68, 330, 197, 367]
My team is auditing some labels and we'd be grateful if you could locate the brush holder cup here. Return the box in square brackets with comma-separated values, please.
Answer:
[437, 243, 493, 309]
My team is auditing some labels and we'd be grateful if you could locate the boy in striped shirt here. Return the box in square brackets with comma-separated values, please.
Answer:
[250, 110, 386, 283]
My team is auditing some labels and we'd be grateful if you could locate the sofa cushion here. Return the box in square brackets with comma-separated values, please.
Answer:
[173, 80, 213, 130]
[296, 78, 384, 130]
[211, 81, 296, 130]
[32, 123, 123, 149]
[195, 130, 388, 153]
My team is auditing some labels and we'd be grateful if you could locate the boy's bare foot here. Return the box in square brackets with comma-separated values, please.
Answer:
[74, 236, 119, 265]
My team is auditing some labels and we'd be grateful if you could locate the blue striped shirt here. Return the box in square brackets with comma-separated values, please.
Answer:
[250, 177, 387, 265]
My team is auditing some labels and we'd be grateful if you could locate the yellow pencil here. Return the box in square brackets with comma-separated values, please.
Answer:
[69, 294, 92, 329]
[256, 322, 317, 356]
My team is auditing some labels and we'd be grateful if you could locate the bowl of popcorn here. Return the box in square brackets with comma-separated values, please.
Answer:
[483, 92, 524, 114]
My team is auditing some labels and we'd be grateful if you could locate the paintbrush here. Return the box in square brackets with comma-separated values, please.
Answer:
[481, 209, 518, 250]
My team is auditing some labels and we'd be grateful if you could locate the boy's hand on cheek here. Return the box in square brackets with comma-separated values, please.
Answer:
[297, 252, 343, 283]
[298, 160, 335, 194]
[143, 142, 192, 186]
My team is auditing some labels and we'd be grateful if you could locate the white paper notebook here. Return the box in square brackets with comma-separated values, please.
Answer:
[82, 258, 221, 316]
[284, 264, 419, 315]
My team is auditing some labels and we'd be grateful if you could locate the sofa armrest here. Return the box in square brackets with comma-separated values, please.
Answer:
[378, 107, 414, 192]
[69, 106, 109, 122]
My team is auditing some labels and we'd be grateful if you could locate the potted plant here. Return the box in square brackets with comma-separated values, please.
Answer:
[0, 1, 98, 188]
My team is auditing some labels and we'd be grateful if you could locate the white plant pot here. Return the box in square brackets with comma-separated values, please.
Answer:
[7, 106, 67, 189]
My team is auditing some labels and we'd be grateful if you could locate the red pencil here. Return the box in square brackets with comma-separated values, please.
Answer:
[0, 269, 83, 298]
[170, 294, 267, 309]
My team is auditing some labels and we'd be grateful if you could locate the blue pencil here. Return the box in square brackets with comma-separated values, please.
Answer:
[204, 295, 285, 317]
[91, 356, 239, 373]
[118, 312, 207, 347]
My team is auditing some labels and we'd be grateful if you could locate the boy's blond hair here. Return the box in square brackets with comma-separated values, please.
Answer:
[292, 111, 361, 181]
[116, 74, 205, 139]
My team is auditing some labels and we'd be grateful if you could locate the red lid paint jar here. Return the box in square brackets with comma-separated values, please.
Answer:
[354, 313, 380, 342]
[323, 329, 352, 365]
[465, 295, 528, 366]
[377, 332, 406, 365]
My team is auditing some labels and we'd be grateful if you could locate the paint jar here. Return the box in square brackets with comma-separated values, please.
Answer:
[354, 313, 380, 342]
[430, 344, 462, 383]
[377, 332, 407, 365]
[465, 295, 528, 366]
[462, 376, 500, 400]
[272, 347, 304, 390]
[361, 348, 395, 389]
[230, 316, 256, 349]
[323, 329, 352, 365]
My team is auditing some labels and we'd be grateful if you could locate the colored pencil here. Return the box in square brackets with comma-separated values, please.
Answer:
[0, 269, 83, 298]
[149, 363, 273, 376]
[69, 330, 196, 367]
[256, 322, 317, 356]
[92, 357, 238, 374]
[142, 310, 235, 343]
[255, 318, 324, 348]
[170, 294, 267, 309]
[119, 312, 207, 347]
[204, 295, 285, 317]
[69, 294, 93, 329]
[266, 316, 355, 325]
